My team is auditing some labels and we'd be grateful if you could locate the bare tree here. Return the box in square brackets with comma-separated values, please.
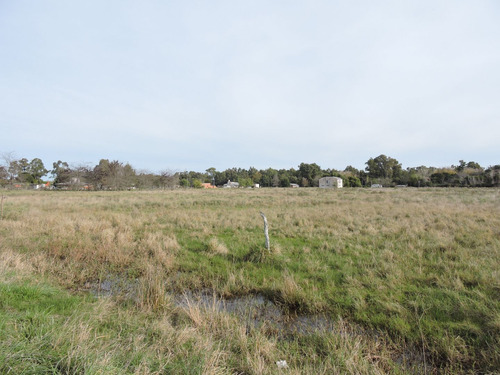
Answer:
[158, 169, 179, 189]
[1, 152, 17, 184]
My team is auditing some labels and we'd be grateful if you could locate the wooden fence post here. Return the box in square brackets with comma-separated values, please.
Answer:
[259, 211, 270, 251]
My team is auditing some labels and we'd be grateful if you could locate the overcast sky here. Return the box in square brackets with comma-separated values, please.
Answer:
[1, 1, 499, 173]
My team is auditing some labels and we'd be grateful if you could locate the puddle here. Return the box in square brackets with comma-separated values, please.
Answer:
[86, 274, 138, 299]
[88, 277, 429, 373]
[174, 290, 356, 338]
[88, 277, 341, 336]
[174, 291, 428, 373]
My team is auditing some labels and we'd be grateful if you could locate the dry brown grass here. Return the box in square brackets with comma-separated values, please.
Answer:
[1, 187, 499, 373]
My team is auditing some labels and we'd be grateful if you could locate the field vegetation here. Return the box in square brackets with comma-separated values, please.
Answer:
[0, 188, 499, 374]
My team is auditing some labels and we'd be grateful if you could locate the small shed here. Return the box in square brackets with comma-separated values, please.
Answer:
[319, 176, 343, 189]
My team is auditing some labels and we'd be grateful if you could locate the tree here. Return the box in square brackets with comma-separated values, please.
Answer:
[453, 161, 484, 187]
[8, 158, 30, 183]
[206, 167, 216, 177]
[29, 158, 48, 184]
[107, 160, 122, 189]
[1, 152, 17, 183]
[0, 165, 7, 186]
[158, 170, 179, 189]
[280, 175, 290, 187]
[224, 168, 239, 183]
[51, 160, 71, 185]
[192, 179, 203, 188]
[430, 170, 459, 187]
[104, 161, 136, 189]
[345, 176, 362, 187]
[365, 155, 402, 183]
[249, 167, 262, 185]
[272, 173, 280, 187]
[214, 170, 227, 186]
[238, 177, 253, 187]
[6, 160, 21, 183]
[122, 163, 137, 188]
[261, 168, 278, 187]
[404, 166, 432, 187]
[484, 165, 500, 187]
[298, 163, 321, 187]
[206, 167, 217, 186]
[466, 161, 481, 169]
[92, 159, 111, 189]
[70, 164, 93, 189]
[455, 160, 467, 172]
[344, 165, 360, 175]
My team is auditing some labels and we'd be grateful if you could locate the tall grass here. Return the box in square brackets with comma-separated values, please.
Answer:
[1, 188, 499, 373]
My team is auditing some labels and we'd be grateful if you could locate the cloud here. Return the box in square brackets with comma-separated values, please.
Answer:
[0, 1, 499, 171]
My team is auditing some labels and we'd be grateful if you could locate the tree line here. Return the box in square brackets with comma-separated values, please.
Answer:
[1, 153, 499, 189]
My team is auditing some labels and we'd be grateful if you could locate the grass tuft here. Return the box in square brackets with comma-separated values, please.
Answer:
[0, 188, 498, 373]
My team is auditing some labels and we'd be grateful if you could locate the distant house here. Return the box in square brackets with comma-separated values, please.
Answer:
[371, 184, 383, 188]
[223, 180, 239, 188]
[201, 183, 216, 189]
[290, 183, 299, 188]
[319, 177, 343, 189]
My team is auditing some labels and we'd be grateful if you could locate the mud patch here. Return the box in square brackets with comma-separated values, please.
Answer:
[175, 290, 355, 337]
[174, 290, 428, 374]
[88, 278, 428, 373]
[86, 274, 138, 299]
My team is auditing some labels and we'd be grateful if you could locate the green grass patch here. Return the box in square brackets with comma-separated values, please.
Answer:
[1, 188, 499, 373]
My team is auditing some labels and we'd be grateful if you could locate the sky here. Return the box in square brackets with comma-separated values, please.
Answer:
[1, 1, 499, 174]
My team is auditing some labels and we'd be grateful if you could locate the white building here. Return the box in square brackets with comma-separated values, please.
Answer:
[223, 180, 240, 188]
[319, 176, 343, 189]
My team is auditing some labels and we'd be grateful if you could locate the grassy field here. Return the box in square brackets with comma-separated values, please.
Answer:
[0, 188, 499, 374]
